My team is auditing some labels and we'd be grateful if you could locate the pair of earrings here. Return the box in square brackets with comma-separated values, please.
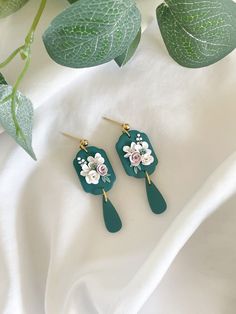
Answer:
[63, 117, 167, 233]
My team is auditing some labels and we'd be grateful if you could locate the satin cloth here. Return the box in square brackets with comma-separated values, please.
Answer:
[0, 1, 236, 313]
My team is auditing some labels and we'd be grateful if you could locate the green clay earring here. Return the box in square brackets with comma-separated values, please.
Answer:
[103, 118, 167, 215]
[62, 132, 122, 233]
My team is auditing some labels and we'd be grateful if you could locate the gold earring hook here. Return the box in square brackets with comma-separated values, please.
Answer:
[61, 132, 89, 152]
[103, 116, 131, 137]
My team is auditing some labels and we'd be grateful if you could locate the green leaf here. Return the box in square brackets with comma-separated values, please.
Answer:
[156, 0, 236, 68]
[115, 28, 141, 67]
[67, 0, 77, 3]
[43, 0, 141, 68]
[0, 0, 29, 18]
[0, 85, 36, 160]
[0, 73, 7, 85]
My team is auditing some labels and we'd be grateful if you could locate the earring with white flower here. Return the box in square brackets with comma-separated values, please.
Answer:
[103, 117, 167, 214]
[62, 132, 122, 233]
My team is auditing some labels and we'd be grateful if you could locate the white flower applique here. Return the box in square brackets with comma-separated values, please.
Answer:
[78, 153, 111, 185]
[123, 133, 154, 174]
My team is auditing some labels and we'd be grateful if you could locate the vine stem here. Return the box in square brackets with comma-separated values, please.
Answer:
[0, 0, 47, 137]
[0, 45, 24, 69]
[25, 0, 47, 45]
[12, 55, 31, 136]
[14, 0, 47, 88]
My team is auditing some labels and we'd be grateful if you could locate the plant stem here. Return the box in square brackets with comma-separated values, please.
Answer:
[15, 0, 47, 89]
[0, 0, 47, 137]
[0, 45, 25, 69]
[11, 55, 31, 136]
[0, 0, 47, 70]
[13, 53, 31, 94]
[25, 0, 47, 45]
[11, 0, 47, 137]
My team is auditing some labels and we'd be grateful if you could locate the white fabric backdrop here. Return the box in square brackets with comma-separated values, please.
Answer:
[0, 1, 236, 313]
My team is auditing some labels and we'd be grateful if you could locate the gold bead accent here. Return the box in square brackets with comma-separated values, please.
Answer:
[80, 139, 89, 147]
[122, 123, 130, 131]
[80, 139, 89, 152]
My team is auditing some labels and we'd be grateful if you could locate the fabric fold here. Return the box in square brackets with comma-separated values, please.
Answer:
[110, 151, 236, 314]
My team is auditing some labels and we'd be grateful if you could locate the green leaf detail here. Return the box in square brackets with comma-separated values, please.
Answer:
[102, 176, 111, 183]
[156, 0, 236, 68]
[0, 0, 29, 18]
[43, 0, 141, 68]
[0, 85, 36, 160]
[115, 27, 141, 67]
[0, 73, 7, 85]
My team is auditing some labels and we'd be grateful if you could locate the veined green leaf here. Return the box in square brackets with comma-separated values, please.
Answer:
[0, 0, 29, 18]
[0, 85, 36, 160]
[43, 0, 141, 68]
[115, 28, 141, 67]
[156, 0, 236, 68]
[0, 73, 7, 85]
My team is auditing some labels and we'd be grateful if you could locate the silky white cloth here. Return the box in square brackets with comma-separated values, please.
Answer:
[1, 1, 236, 313]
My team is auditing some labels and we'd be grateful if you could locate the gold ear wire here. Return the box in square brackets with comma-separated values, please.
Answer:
[61, 132, 89, 152]
[103, 116, 131, 137]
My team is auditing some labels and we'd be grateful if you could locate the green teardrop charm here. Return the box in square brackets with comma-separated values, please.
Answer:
[145, 177, 167, 214]
[102, 196, 122, 233]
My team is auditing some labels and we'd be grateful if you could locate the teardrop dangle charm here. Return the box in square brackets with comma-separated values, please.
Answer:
[145, 176, 167, 214]
[102, 195, 122, 233]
